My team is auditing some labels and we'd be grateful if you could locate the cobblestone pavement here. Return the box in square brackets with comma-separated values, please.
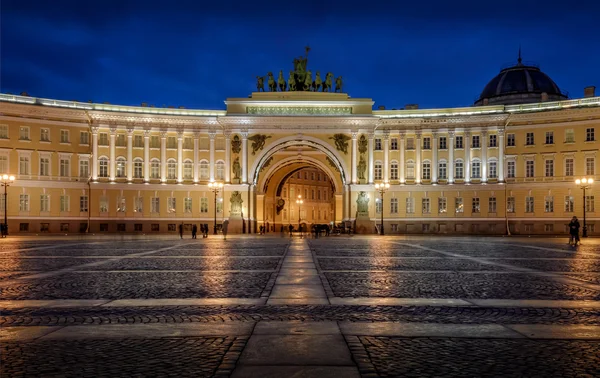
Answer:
[356, 337, 600, 377]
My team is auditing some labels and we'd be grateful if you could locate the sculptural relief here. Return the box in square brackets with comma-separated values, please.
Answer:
[230, 191, 243, 216]
[248, 134, 271, 155]
[358, 135, 368, 154]
[232, 157, 241, 179]
[357, 191, 369, 215]
[357, 155, 366, 180]
[231, 135, 241, 154]
[330, 133, 351, 154]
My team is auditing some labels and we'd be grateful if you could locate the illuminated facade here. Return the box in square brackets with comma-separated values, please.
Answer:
[0, 59, 599, 235]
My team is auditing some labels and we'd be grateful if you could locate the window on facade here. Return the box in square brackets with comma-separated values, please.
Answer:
[60, 130, 70, 143]
[422, 198, 430, 214]
[506, 161, 515, 178]
[406, 160, 415, 179]
[390, 138, 398, 150]
[317, 190, 321, 200]
[167, 197, 176, 213]
[19, 126, 30, 140]
[438, 161, 447, 180]
[455, 136, 463, 149]
[489, 161, 497, 178]
[545, 131, 554, 145]
[99, 133, 108, 145]
[99, 196, 108, 212]
[423, 137, 431, 150]
[525, 197, 534, 213]
[19, 194, 30, 211]
[390, 198, 398, 214]
[116, 158, 126, 178]
[134, 160, 143, 178]
[565, 158, 574, 176]
[375, 199, 382, 214]
[0, 155, 7, 174]
[80, 195, 88, 212]
[216, 161, 225, 180]
[151, 197, 160, 213]
[200, 197, 208, 213]
[183, 137, 193, 149]
[151, 160, 160, 179]
[472, 198, 480, 213]
[39, 157, 50, 176]
[471, 160, 481, 179]
[455, 197, 463, 213]
[99, 158, 108, 178]
[507, 134, 515, 147]
[438, 197, 447, 213]
[455, 160, 464, 179]
[150, 136, 160, 148]
[565, 129, 575, 143]
[586, 128, 595, 142]
[544, 196, 554, 213]
[60, 159, 70, 177]
[80, 131, 89, 145]
[586, 196, 595, 212]
[199, 161, 209, 180]
[526, 160, 534, 178]
[167, 136, 177, 149]
[472, 135, 480, 148]
[115, 134, 125, 147]
[406, 197, 415, 214]
[489, 134, 497, 147]
[134, 135, 143, 147]
[374, 161, 383, 180]
[116, 197, 125, 212]
[20, 156, 30, 175]
[183, 161, 193, 179]
[167, 160, 176, 179]
[390, 162, 398, 180]
[564, 196, 574, 212]
[40, 194, 49, 212]
[526, 132, 534, 145]
[586, 157, 595, 175]
[439, 137, 447, 149]
[184, 198, 192, 213]
[134, 197, 143, 213]
[40, 128, 50, 141]
[79, 160, 89, 178]
[60, 195, 70, 212]
[0, 125, 8, 139]
[374, 138, 382, 150]
[422, 161, 431, 180]
[545, 160, 554, 177]
[406, 138, 415, 150]
[489, 197, 497, 213]
[507, 197, 515, 213]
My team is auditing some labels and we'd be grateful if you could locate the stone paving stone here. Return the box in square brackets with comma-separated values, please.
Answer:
[231, 366, 360, 377]
[356, 337, 600, 377]
[76, 257, 280, 271]
[0, 258, 106, 271]
[317, 257, 509, 271]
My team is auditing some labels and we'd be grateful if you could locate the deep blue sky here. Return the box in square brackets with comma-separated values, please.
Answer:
[2, 0, 598, 110]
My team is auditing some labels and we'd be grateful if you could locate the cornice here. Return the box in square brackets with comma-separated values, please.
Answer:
[216, 115, 379, 131]
[0, 102, 88, 123]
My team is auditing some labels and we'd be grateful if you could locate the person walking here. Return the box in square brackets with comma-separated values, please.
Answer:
[568, 216, 581, 245]
[204, 224, 209, 238]
[222, 219, 229, 241]
[288, 224, 293, 237]
[192, 224, 197, 239]
[178, 223, 183, 239]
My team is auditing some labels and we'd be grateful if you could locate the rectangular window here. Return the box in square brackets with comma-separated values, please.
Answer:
[390, 198, 398, 214]
[0, 125, 8, 139]
[19, 126, 30, 140]
[586, 157, 595, 175]
[0, 196, 4, 213]
[184, 137, 193, 149]
[100, 223, 108, 232]
[507, 197, 515, 213]
[455, 161, 464, 179]
[151, 161, 160, 179]
[115, 134, 126, 147]
[134, 224, 143, 232]
[40, 194, 49, 212]
[438, 197, 447, 213]
[60, 195, 70, 212]
[151, 197, 160, 213]
[374, 163, 383, 180]
[422, 198, 430, 214]
[134, 135, 143, 147]
[545, 159, 554, 177]
[80, 131, 89, 145]
[455, 136, 463, 149]
[565, 129, 575, 143]
[507, 161, 516, 178]
[390, 138, 398, 150]
[184, 197, 192, 213]
[422, 161, 430, 180]
[525, 197, 534, 213]
[134, 197, 143, 213]
[438, 162, 447, 180]
[99, 133, 108, 145]
[80, 195, 88, 212]
[40, 128, 50, 142]
[217, 200, 223, 213]
[167, 136, 177, 149]
[406, 138, 414, 150]
[507, 134, 515, 147]
[200, 197, 208, 213]
[472, 135, 480, 148]
[545, 196, 554, 213]
[489, 134, 497, 147]
[116, 197, 125, 212]
[439, 136, 447, 149]
[564, 196, 574, 212]
[151, 224, 159, 232]
[60, 130, 70, 143]
[79, 160, 89, 178]
[586, 128, 595, 142]
[20, 223, 29, 231]
[374, 138, 382, 150]
[167, 197, 176, 213]
[99, 196, 108, 213]
[471, 161, 481, 178]
[0, 155, 7, 174]
[489, 197, 497, 213]
[20, 156, 30, 175]
[586, 196, 595, 212]
[60, 158, 70, 177]
[39, 157, 50, 176]
[472, 198, 480, 213]
[545, 131, 554, 145]
[19, 194, 30, 211]
[375, 199, 382, 214]
[422, 137, 431, 150]
[150, 136, 160, 148]
[406, 197, 415, 214]
[526, 160, 534, 178]
[60, 223, 69, 232]
[565, 158, 574, 177]
[489, 161, 497, 178]
[526, 132, 534, 146]
[455, 197, 464, 213]
[134, 161, 143, 178]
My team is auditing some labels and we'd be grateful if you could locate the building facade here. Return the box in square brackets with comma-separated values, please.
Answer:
[0, 57, 598, 235]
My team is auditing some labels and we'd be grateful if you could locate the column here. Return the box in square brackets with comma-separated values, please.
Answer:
[464, 131, 471, 183]
[399, 133, 405, 184]
[448, 131, 455, 183]
[160, 131, 167, 182]
[209, 131, 216, 181]
[351, 132, 358, 184]
[241, 131, 248, 184]
[126, 128, 133, 181]
[109, 127, 116, 181]
[143, 130, 150, 182]
[415, 132, 422, 184]
[432, 132, 438, 183]
[481, 130, 488, 182]
[91, 127, 98, 181]
[498, 129, 505, 182]
[193, 132, 199, 183]
[368, 133, 374, 184]
[177, 131, 183, 183]
[224, 131, 231, 183]
[383, 132, 389, 182]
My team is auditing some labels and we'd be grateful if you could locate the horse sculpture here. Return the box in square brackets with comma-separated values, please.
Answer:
[303, 70, 313, 91]
[312, 71, 322, 92]
[267, 72, 277, 92]
[256, 76, 265, 92]
[288, 71, 296, 91]
[277, 70, 286, 91]
[335, 76, 343, 93]
[322, 72, 333, 92]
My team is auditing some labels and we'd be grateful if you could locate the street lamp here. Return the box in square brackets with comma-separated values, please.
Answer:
[1, 174, 15, 237]
[575, 177, 594, 237]
[296, 195, 303, 238]
[208, 181, 223, 235]
[374, 182, 390, 235]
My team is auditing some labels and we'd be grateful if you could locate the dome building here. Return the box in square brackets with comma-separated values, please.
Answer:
[475, 52, 568, 106]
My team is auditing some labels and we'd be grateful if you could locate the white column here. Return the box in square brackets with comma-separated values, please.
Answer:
[368, 133, 374, 184]
[224, 132, 231, 183]
[432, 132, 438, 183]
[126, 128, 133, 181]
[351, 132, 358, 184]
[193, 132, 199, 183]
[399, 133, 405, 184]
[448, 131, 455, 183]
[143, 130, 150, 182]
[209, 132, 216, 181]
[498, 130, 505, 182]
[464, 131, 471, 183]
[415, 132, 422, 184]
[109, 127, 116, 181]
[177, 131, 183, 183]
[481, 130, 488, 182]
[160, 131, 167, 182]
[383, 132, 389, 182]
[241, 131, 248, 184]
[91, 127, 98, 181]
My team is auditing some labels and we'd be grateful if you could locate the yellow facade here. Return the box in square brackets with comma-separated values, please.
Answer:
[0, 89, 599, 235]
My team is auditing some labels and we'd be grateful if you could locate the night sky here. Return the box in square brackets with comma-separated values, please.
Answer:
[2, 0, 598, 111]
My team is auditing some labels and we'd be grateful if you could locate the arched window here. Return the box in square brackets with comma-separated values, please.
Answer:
[406, 159, 415, 179]
[133, 158, 143, 178]
[488, 158, 498, 179]
[422, 160, 431, 180]
[390, 160, 399, 180]
[99, 157, 109, 178]
[116, 157, 126, 178]
[183, 159, 193, 180]
[374, 160, 383, 180]
[167, 159, 177, 179]
[455, 159, 464, 179]
[199, 160, 209, 180]
[438, 159, 447, 180]
[215, 160, 225, 180]
[150, 158, 160, 179]
[471, 159, 481, 179]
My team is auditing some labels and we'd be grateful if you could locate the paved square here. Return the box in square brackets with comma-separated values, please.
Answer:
[1, 235, 600, 377]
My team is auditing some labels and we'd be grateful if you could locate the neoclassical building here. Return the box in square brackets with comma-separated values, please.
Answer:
[0, 55, 598, 235]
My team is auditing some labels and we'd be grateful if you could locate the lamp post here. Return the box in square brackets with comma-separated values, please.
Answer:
[374, 182, 390, 235]
[1, 174, 15, 237]
[575, 177, 594, 237]
[296, 195, 303, 238]
[208, 181, 223, 235]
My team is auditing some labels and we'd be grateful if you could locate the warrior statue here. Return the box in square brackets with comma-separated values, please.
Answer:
[256, 76, 265, 92]
[335, 76, 343, 93]
[277, 70, 286, 91]
[267, 72, 277, 92]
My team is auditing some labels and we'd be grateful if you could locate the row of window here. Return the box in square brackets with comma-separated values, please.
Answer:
[1, 126, 80, 143]
[281, 208, 330, 221]
[292, 171, 328, 182]
[98, 158, 225, 180]
[282, 187, 330, 201]
[17, 223, 211, 233]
